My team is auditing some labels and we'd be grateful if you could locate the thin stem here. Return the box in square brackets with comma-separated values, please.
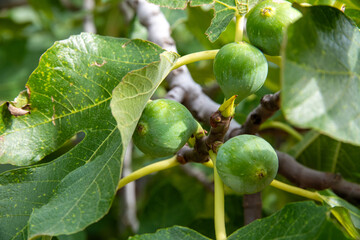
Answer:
[264, 54, 281, 66]
[260, 121, 303, 141]
[117, 156, 179, 190]
[202, 162, 323, 202]
[202, 160, 214, 168]
[171, 50, 219, 71]
[210, 150, 227, 240]
[215, 0, 238, 11]
[235, 15, 244, 42]
[270, 179, 323, 202]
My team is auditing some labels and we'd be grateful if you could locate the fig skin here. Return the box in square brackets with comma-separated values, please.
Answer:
[213, 42, 268, 104]
[246, 0, 302, 56]
[133, 99, 198, 157]
[216, 135, 278, 194]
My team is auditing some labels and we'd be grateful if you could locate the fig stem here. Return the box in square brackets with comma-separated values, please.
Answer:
[117, 156, 179, 190]
[202, 161, 323, 202]
[210, 150, 227, 240]
[219, 95, 237, 118]
[270, 180, 323, 202]
[264, 54, 282, 66]
[235, 15, 244, 42]
[171, 50, 218, 71]
[260, 121, 303, 141]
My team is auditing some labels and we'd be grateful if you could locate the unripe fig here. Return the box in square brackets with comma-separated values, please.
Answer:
[216, 135, 278, 194]
[246, 0, 302, 56]
[213, 42, 268, 104]
[133, 99, 198, 157]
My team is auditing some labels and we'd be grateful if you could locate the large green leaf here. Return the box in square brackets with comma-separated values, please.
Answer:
[129, 226, 211, 240]
[206, 0, 261, 42]
[228, 201, 349, 239]
[282, 6, 360, 146]
[206, 0, 237, 42]
[0, 33, 163, 166]
[185, 6, 235, 50]
[146, 0, 213, 9]
[345, 8, 360, 27]
[319, 190, 360, 239]
[0, 33, 165, 240]
[290, 0, 360, 9]
[110, 51, 179, 154]
[291, 0, 360, 26]
[289, 131, 360, 183]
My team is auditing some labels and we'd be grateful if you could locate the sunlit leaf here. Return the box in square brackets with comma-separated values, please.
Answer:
[282, 6, 360, 146]
[0, 33, 165, 240]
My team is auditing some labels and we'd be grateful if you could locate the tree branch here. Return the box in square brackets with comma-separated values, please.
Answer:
[120, 141, 139, 232]
[0, 0, 27, 9]
[228, 91, 280, 138]
[277, 151, 360, 204]
[83, 0, 96, 34]
[243, 193, 262, 225]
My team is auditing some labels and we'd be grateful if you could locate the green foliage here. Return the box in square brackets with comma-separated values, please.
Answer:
[0, 33, 166, 239]
[282, 6, 360, 146]
[289, 131, 360, 183]
[130, 225, 210, 240]
[319, 190, 360, 239]
[206, 0, 237, 42]
[228, 201, 351, 239]
[0, 33, 164, 166]
[146, 0, 213, 9]
[0, 0, 359, 239]
[111, 51, 179, 158]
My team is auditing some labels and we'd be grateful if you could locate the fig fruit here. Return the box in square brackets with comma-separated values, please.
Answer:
[246, 0, 302, 56]
[216, 135, 278, 194]
[213, 42, 268, 103]
[133, 99, 198, 157]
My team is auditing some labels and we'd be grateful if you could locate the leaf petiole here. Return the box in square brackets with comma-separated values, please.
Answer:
[117, 156, 179, 190]
[260, 121, 303, 141]
[209, 150, 227, 240]
[270, 180, 323, 202]
[202, 161, 322, 202]
[264, 54, 282, 66]
[235, 15, 244, 42]
[171, 50, 219, 71]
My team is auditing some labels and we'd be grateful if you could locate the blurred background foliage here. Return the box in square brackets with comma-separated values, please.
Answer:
[0, 0, 303, 239]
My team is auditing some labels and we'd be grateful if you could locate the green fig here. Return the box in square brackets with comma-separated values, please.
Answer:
[213, 42, 268, 104]
[133, 99, 198, 157]
[246, 0, 302, 56]
[216, 135, 278, 194]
